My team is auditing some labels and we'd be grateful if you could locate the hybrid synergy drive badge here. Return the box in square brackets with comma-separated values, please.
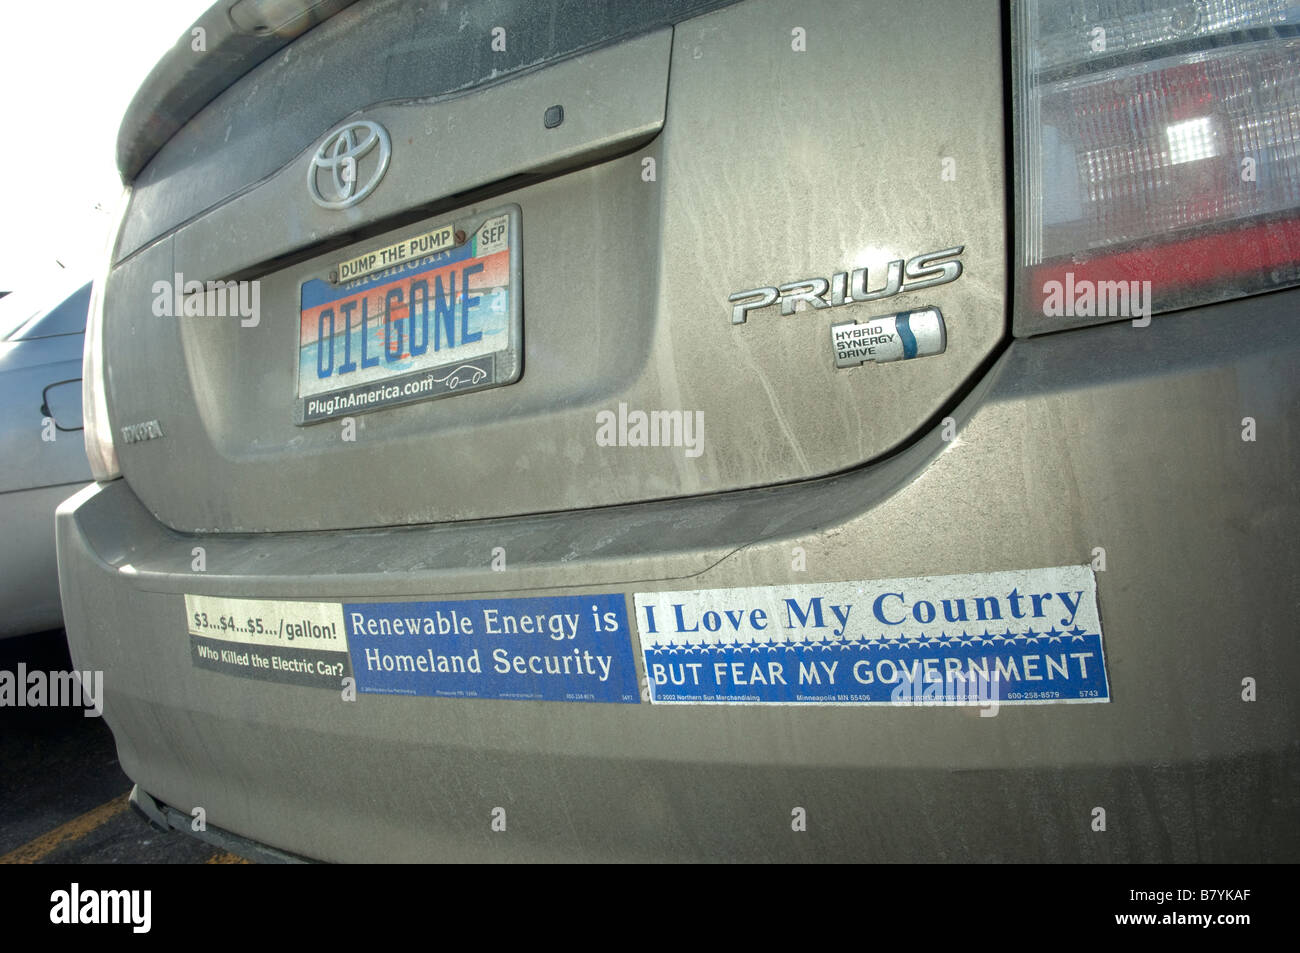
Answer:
[831, 308, 946, 368]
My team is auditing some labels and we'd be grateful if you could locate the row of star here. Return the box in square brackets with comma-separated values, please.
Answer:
[645, 627, 1094, 653]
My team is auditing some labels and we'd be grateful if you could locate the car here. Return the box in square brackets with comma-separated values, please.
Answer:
[58, 0, 1299, 862]
[434, 364, 488, 389]
[0, 279, 92, 637]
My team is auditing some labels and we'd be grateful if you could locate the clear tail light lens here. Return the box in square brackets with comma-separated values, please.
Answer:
[1013, 0, 1300, 323]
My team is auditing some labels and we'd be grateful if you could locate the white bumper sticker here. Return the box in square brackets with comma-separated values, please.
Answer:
[185, 594, 350, 688]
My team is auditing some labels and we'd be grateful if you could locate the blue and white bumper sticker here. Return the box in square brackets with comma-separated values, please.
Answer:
[633, 565, 1108, 706]
[344, 594, 639, 703]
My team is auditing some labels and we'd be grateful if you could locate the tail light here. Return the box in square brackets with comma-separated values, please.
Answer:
[83, 189, 130, 482]
[1013, 0, 1300, 325]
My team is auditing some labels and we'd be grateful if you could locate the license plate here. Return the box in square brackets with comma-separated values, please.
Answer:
[294, 205, 522, 424]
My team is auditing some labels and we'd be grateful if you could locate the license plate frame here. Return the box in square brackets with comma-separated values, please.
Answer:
[294, 204, 522, 425]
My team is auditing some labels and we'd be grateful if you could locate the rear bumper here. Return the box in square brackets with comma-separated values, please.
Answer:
[57, 294, 1300, 862]
[128, 785, 309, 864]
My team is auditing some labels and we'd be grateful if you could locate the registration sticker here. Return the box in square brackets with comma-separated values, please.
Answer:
[633, 565, 1108, 706]
[294, 205, 522, 424]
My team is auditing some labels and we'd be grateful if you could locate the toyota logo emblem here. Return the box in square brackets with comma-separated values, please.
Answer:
[308, 120, 391, 210]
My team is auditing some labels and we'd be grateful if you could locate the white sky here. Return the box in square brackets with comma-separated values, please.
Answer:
[0, 0, 215, 292]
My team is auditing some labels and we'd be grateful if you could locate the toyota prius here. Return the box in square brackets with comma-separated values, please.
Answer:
[58, 0, 1299, 862]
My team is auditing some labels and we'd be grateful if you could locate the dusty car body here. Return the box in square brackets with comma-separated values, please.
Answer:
[58, 0, 1299, 861]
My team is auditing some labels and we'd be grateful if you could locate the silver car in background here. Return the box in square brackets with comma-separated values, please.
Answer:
[58, 0, 1299, 861]
[0, 280, 91, 637]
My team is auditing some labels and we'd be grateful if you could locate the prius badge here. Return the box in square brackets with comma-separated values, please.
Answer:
[727, 245, 962, 369]
[727, 246, 962, 324]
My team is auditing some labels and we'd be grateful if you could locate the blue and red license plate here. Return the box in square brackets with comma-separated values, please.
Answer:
[295, 205, 522, 424]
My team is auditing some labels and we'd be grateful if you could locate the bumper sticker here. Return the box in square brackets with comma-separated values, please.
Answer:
[185, 595, 352, 689]
[185, 593, 640, 703]
[633, 565, 1108, 706]
[344, 594, 638, 703]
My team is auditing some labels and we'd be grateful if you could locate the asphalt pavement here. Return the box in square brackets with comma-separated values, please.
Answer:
[0, 630, 246, 864]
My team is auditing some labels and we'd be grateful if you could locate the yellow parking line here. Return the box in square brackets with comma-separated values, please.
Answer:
[0, 792, 131, 864]
[205, 850, 250, 864]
